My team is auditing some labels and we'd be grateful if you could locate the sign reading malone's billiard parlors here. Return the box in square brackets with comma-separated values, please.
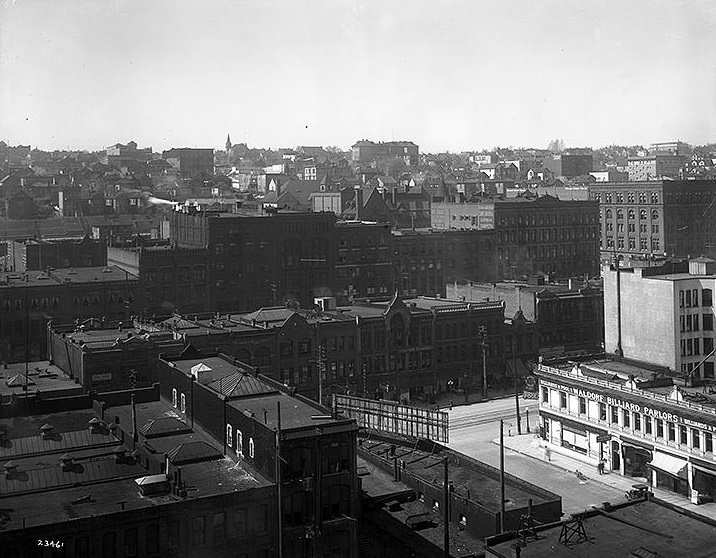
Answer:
[539, 378, 716, 434]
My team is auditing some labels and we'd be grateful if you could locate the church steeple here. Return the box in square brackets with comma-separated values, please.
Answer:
[225, 133, 232, 151]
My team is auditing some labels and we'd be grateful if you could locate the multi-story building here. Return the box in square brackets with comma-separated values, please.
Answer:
[628, 153, 687, 181]
[157, 353, 359, 557]
[393, 229, 497, 296]
[108, 245, 210, 317]
[590, 179, 716, 261]
[351, 140, 419, 166]
[170, 206, 336, 311]
[603, 258, 716, 378]
[334, 221, 394, 302]
[431, 196, 600, 280]
[137, 293, 509, 404]
[104, 140, 152, 169]
[0, 266, 138, 363]
[447, 278, 604, 358]
[8, 235, 107, 272]
[162, 148, 214, 177]
[650, 140, 691, 157]
[536, 358, 716, 501]
[0, 397, 278, 558]
[544, 151, 593, 178]
[48, 322, 184, 392]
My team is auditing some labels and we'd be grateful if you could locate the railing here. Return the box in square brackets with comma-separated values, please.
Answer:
[537, 363, 716, 417]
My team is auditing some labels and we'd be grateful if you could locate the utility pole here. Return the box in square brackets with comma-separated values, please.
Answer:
[443, 456, 450, 558]
[513, 336, 522, 435]
[479, 325, 488, 398]
[500, 419, 506, 533]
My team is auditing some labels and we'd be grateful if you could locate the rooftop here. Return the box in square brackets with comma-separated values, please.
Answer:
[0, 361, 80, 398]
[486, 500, 716, 558]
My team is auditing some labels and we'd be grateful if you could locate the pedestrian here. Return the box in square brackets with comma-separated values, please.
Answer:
[449, 399, 453, 410]
[597, 460, 604, 475]
[544, 447, 551, 462]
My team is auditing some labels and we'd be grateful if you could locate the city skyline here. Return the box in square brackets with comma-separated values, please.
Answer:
[1, 0, 715, 152]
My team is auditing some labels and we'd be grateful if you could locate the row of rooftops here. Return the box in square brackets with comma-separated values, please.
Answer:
[0, 351, 355, 531]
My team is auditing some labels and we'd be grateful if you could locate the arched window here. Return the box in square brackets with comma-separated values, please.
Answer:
[249, 438, 255, 459]
[172, 388, 177, 408]
[628, 209, 635, 220]
[180, 393, 186, 413]
[616, 209, 624, 220]
[226, 424, 233, 448]
[236, 430, 244, 457]
[605, 209, 613, 219]
[640, 209, 647, 220]
[651, 210, 659, 220]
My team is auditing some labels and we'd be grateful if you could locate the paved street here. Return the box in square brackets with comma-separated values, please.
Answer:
[446, 397, 627, 515]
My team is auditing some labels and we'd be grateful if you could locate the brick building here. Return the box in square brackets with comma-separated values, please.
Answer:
[447, 279, 604, 358]
[628, 153, 687, 181]
[170, 206, 336, 311]
[9, 235, 106, 272]
[351, 140, 419, 166]
[590, 179, 716, 261]
[157, 354, 359, 557]
[431, 196, 600, 280]
[0, 266, 138, 363]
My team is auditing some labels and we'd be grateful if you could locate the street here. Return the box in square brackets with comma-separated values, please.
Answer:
[447, 397, 625, 515]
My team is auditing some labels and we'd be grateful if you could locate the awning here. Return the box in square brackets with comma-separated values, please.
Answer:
[650, 452, 688, 479]
[620, 436, 654, 451]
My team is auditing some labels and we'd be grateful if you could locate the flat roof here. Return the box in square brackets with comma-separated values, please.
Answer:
[486, 501, 716, 557]
[0, 361, 81, 398]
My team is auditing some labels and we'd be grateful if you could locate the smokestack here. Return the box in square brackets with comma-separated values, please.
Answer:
[354, 187, 363, 220]
[615, 256, 623, 357]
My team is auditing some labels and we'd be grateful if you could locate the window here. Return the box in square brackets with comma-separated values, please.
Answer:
[213, 512, 226, 543]
[680, 290, 685, 308]
[606, 209, 613, 219]
[236, 430, 243, 457]
[640, 209, 647, 220]
[656, 419, 664, 438]
[541, 387, 549, 403]
[298, 339, 311, 355]
[644, 418, 652, 435]
[578, 397, 586, 415]
[704, 289, 713, 307]
[694, 289, 699, 307]
[146, 524, 159, 555]
[693, 429, 701, 449]
[599, 402, 607, 421]
[686, 290, 692, 307]
[168, 520, 180, 550]
[617, 209, 624, 220]
[102, 532, 116, 558]
[680, 425, 688, 445]
[628, 209, 635, 220]
[253, 504, 269, 534]
[226, 424, 233, 448]
[559, 392, 567, 409]
[706, 433, 713, 453]
[622, 409, 630, 428]
[180, 393, 186, 413]
[651, 209, 659, 220]
[633, 413, 641, 432]
[192, 516, 206, 546]
[124, 528, 138, 558]
[249, 438, 255, 458]
[668, 422, 676, 442]
[172, 388, 177, 408]
[610, 406, 619, 424]
[234, 508, 247, 538]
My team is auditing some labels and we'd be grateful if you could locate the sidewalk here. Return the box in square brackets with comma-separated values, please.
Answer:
[496, 433, 716, 522]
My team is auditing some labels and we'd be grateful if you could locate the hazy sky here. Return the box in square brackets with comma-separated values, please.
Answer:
[1, 0, 715, 152]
